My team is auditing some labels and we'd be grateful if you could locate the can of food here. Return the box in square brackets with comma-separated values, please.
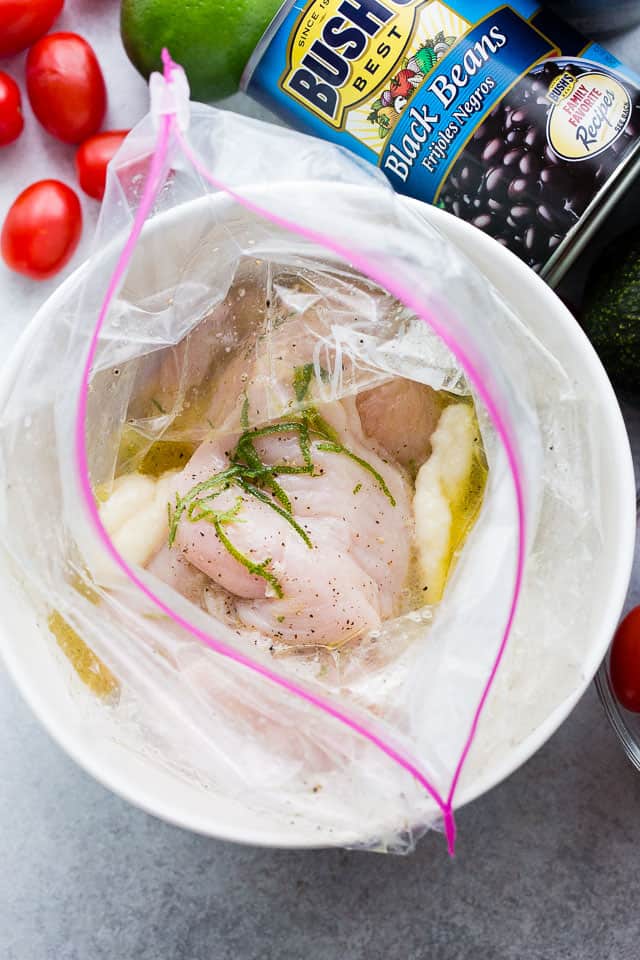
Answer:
[241, 1, 640, 286]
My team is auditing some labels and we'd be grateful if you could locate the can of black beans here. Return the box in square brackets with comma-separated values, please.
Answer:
[243, 1, 640, 285]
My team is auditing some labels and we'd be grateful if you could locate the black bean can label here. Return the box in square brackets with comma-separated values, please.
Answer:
[242, 1, 640, 280]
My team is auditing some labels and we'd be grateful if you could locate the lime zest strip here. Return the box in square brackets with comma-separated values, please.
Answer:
[168, 365, 397, 598]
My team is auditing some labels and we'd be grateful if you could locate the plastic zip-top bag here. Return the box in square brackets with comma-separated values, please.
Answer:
[0, 54, 602, 853]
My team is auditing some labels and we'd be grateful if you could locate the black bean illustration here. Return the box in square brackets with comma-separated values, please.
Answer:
[505, 129, 525, 147]
[524, 126, 544, 151]
[472, 213, 493, 229]
[544, 144, 561, 166]
[436, 58, 640, 271]
[508, 177, 529, 200]
[459, 163, 482, 192]
[537, 203, 561, 227]
[503, 149, 521, 167]
[509, 108, 530, 130]
[485, 165, 509, 197]
[540, 166, 571, 194]
[481, 138, 503, 164]
[519, 153, 540, 178]
[511, 204, 533, 222]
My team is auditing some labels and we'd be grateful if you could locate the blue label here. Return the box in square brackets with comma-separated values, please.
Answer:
[378, 7, 555, 201]
[245, 0, 640, 275]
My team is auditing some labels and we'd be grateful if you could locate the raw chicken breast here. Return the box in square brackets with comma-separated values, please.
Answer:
[170, 396, 413, 647]
[147, 546, 209, 607]
[356, 379, 442, 468]
[204, 308, 389, 439]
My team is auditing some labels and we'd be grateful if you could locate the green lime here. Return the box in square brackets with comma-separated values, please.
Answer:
[120, 0, 282, 101]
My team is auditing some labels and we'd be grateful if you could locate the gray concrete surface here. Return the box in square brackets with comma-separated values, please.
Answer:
[3, 674, 640, 959]
[1, 4, 640, 959]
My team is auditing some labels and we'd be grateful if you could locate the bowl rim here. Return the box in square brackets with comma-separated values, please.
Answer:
[0, 191, 635, 848]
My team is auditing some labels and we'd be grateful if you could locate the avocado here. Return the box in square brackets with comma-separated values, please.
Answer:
[581, 230, 640, 395]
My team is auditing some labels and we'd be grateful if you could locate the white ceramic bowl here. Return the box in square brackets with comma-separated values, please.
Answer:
[0, 197, 635, 848]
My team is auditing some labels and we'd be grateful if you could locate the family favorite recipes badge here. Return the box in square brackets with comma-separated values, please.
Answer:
[545, 69, 632, 160]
